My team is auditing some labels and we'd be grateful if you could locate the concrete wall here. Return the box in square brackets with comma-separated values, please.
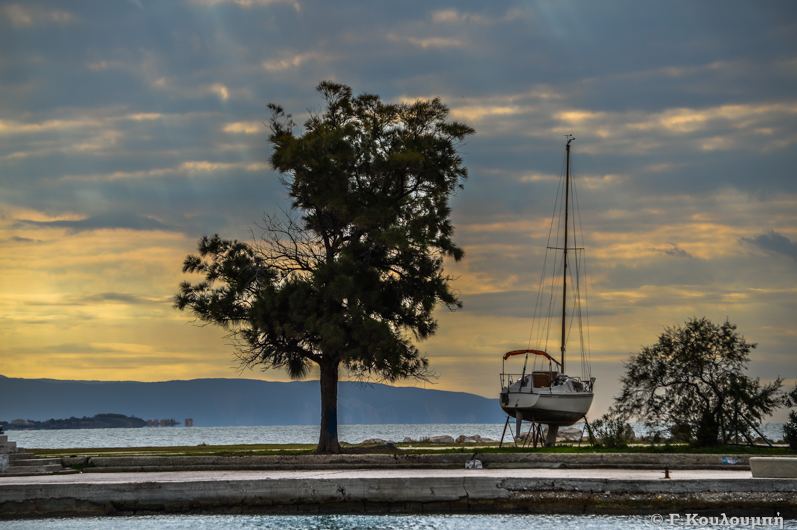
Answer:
[63, 452, 756, 473]
[2, 474, 797, 518]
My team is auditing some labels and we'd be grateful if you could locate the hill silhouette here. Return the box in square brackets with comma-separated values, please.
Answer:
[0, 375, 503, 427]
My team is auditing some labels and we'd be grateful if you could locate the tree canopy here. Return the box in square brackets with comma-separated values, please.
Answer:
[175, 81, 474, 453]
[612, 317, 782, 446]
[783, 385, 797, 451]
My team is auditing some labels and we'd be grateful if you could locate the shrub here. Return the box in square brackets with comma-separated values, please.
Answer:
[784, 410, 797, 452]
[589, 414, 635, 448]
[670, 423, 693, 444]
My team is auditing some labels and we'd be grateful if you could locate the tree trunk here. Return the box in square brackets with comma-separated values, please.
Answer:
[696, 410, 720, 447]
[316, 360, 342, 454]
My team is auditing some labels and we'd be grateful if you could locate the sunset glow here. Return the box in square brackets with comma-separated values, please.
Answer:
[1, 1, 795, 420]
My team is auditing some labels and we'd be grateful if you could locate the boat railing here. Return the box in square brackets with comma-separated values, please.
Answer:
[501, 372, 594, 392]
[500, 373, 526, 389]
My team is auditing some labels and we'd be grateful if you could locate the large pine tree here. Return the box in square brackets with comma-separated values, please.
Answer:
[175, 82, 474, 453]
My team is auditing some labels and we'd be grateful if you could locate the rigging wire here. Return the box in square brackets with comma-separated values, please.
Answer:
[525, 151, 566, 373]
[521, 141, 591, 380]
[540, 166, 566, 361]
[570, 155, 592, 380]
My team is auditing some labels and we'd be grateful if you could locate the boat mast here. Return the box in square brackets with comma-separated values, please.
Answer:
[561, 136, 574, 373]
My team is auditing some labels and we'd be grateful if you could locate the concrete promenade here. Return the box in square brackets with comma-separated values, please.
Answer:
[2, 467, 796, 519]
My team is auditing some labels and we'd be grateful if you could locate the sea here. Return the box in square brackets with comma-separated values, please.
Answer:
[0, 514, 795, 530]
[4, 422, 788, 450]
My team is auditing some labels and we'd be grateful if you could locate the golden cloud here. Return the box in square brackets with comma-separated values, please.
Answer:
[261, 51, 330, 71]
[223, 122, 262, 134]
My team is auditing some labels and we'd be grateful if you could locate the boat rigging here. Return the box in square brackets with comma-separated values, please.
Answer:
[498, 136, 595, 446]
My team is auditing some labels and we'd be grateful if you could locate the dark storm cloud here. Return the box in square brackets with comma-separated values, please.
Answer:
[79, 292, 162, 304]
[5, 343, 109, 356]
[460, 290, 535, 318]
[742, 231, 797, 261]
[19, 212, 171, 232]
[655, 244, 693, 259]
[602, 259, 718, 290]
[458, 288, 618, 319]
[23, 292, 161, 306]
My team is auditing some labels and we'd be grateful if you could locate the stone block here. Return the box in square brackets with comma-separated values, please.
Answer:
[750, 457, 797, 478]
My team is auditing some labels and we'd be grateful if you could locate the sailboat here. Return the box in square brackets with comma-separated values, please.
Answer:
[499, 136, 595, 446]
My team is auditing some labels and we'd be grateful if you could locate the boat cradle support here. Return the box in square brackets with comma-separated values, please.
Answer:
[499, 414, 546, 449]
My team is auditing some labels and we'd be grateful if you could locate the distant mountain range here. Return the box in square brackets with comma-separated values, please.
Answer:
[0, 375, 504, 427]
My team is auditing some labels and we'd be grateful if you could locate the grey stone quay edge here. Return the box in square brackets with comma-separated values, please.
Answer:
[67, 452, 761, 472]
[2, 475, 797, 519]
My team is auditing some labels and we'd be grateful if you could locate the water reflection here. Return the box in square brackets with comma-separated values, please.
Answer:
[0, 514, 685, 530]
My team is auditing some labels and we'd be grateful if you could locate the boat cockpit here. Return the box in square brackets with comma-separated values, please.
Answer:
[501, 371, 593, 394]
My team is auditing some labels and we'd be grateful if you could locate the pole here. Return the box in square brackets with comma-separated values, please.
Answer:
[561, 136, 574, 373]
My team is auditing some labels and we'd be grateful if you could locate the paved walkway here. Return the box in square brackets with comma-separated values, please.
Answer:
[0, 467, 754, 485]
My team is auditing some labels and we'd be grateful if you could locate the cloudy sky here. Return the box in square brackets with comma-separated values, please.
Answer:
[1, 0, 795, 420]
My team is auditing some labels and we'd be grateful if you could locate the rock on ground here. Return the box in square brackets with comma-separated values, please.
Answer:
[557, 428, 584, 442]
[361, 438, 396, 444]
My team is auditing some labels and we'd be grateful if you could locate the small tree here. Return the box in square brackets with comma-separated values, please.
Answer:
[175, 82, 474, 454]
[613, 317, 782, 447]
[784, 385, 797, 451]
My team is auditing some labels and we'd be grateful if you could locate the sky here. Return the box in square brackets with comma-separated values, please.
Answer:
[1, 0, 796, 421]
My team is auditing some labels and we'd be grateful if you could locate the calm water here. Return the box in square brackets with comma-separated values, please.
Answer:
[5, 423, 787, 450]
[5, 423, 507, 449]
[4, 514, 794, 530]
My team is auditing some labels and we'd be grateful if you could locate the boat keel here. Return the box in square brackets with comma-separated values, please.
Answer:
[545, 425, 559, 447]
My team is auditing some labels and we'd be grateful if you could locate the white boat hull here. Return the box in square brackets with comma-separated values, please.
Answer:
[500, 390, 593, 426]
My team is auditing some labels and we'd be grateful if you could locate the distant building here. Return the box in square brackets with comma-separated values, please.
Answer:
[146, 418, 182, 427]
[185, 418, 194, 427]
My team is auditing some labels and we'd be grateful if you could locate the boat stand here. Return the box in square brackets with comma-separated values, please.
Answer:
[499, 414, 512, 448]
[522, 420, 545, 448]
[499, 415, 545, 448]
[579, 415, 594, 446]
